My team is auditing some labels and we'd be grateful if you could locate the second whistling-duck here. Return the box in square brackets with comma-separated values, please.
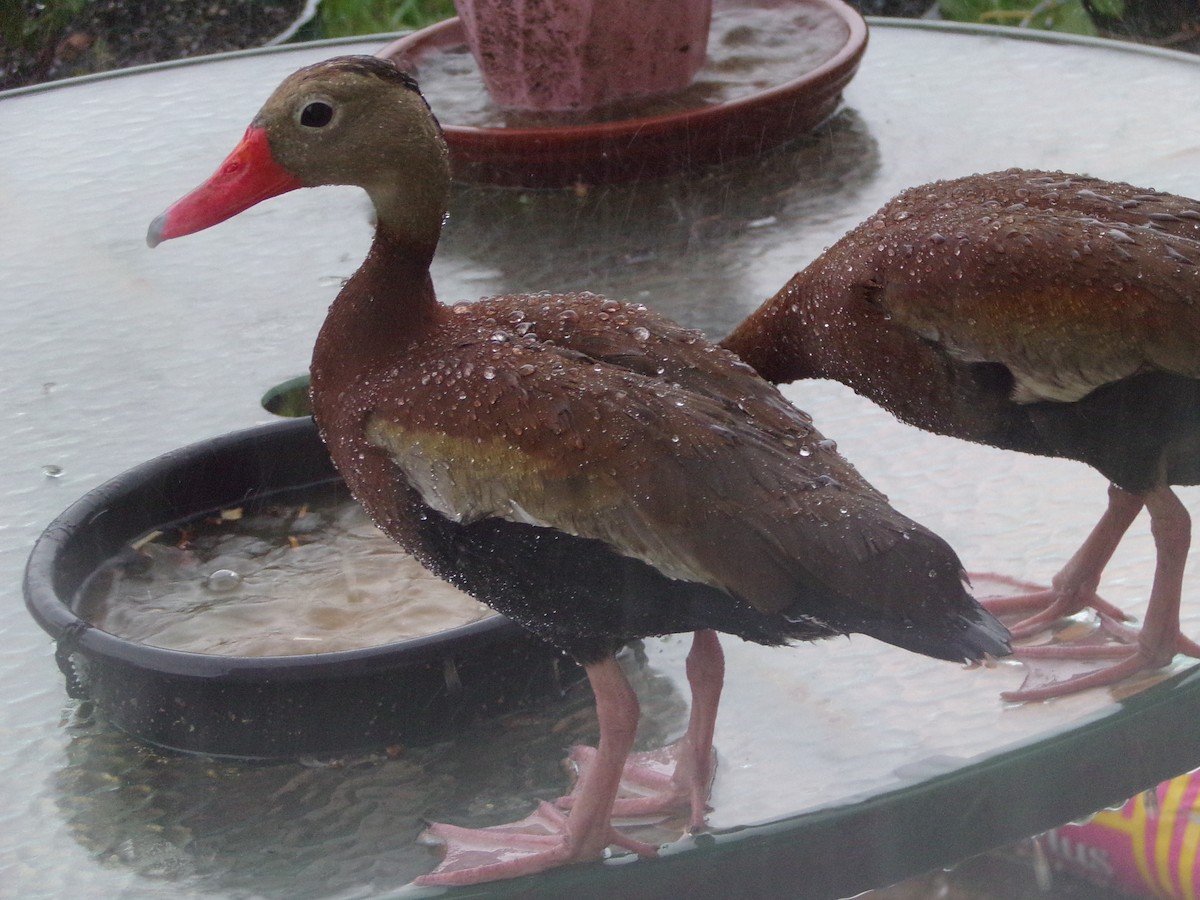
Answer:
[724, 168, 1200, 702]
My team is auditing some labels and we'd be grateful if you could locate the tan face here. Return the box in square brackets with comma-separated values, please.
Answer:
[252, 59, 449, 198]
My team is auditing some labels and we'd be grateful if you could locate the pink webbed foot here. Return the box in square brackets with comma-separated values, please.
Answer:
[415, 801, 658, 887]
[977, 575, 1200, 702]
[972, 572, 1133, 642]
[975, 483, 1144, 643]
[557, 736, 718, 831]
[417, 655, 665, 886]
[415, 634, 726, 885]
[1002, 615, 1200, 702]
[972, 573, 1200, 701]
[963, 486, 1200, 703]
[559, 630, 724, 833]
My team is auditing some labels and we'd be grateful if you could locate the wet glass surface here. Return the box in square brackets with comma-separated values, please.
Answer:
[4, 23, 1200, 898]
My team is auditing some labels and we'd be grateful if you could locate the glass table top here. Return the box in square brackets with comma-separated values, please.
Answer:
[3, 20, 1200, 899]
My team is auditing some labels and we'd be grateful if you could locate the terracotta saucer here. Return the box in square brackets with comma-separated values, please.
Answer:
[377, 0, 868, 187]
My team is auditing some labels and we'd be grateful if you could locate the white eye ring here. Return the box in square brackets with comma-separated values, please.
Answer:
[299, 100, 335, 128]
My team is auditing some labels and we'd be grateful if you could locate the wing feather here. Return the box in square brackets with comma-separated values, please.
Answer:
[867, 176, 1200, 404]
[365, 296, 946, 616]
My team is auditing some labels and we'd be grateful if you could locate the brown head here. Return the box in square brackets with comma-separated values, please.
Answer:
[147, 56, 451, 258]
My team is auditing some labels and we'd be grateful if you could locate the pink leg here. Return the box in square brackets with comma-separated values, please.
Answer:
[678, 629, 724, 830]
[980, 484, 1143, 639]
[1004, 486, 1200, 702]
[415, 657, 658, 886]
[559, 630, 725, 830]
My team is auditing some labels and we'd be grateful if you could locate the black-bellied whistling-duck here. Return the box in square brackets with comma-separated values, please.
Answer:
[147, 56, 1009, 886]
[723, 168, 1200, 703]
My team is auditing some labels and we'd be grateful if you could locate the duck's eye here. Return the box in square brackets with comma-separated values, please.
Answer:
[300, 101, 334, 128]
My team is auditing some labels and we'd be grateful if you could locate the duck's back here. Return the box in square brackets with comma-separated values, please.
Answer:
[723, 169, 1200, 492]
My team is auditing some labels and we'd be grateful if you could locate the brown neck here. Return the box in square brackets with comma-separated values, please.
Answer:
[722, 273, 823, 384]
[310, 228, 440, 409]
[726, 265, 1045, 452]
[726, 266, 937, 417]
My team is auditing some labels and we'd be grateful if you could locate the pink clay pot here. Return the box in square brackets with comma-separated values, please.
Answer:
[452, 0, 713, 112]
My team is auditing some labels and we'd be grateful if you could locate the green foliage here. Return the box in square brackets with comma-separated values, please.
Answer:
[318, 0, 456, 37]
[937, 0, 1099, 34]
[0, 0, 88, 54]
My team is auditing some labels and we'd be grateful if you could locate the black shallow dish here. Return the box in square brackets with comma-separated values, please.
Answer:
[23, 417, 578, 759]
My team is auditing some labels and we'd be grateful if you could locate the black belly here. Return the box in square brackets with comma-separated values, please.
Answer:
[394, 488, 826, 664]
[1024, 371, 1200, 493]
